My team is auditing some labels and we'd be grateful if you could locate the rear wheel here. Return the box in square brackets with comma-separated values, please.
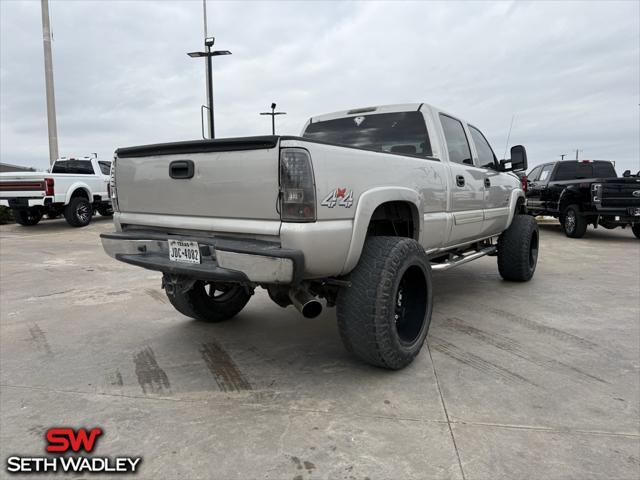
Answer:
[64, 197, 93, 227]
[497, 214, 539, 282]
[337, 236, 432, 370]
[12, 208, 42, 226]
[632, 223, 640, 239]
[97, 205, 113, 217]
[165, 281, 252, 322]
[562, 204, 587, 238]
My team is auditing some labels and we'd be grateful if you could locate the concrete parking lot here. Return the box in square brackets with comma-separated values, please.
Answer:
[1, 217, 638, 479]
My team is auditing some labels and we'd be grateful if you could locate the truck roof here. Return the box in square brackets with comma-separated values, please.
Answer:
[310, 103, 429, 123]
[533, 160, 613, 169]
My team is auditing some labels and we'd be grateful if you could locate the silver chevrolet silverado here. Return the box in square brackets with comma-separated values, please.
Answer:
[101, 103, 538, 369]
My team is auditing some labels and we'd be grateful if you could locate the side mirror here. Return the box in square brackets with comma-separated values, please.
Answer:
[623, 170, 631, 177]
[499, 145, 528, 172]
[509, 145, 528, 171]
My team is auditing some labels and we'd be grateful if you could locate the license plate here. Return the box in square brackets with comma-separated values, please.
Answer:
[168, 240, 200, 264]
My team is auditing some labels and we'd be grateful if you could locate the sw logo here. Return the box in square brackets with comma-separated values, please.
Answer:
[5, 427, 142, 475]
[46, 427, 103, 453]
[321, 187, 354, 208]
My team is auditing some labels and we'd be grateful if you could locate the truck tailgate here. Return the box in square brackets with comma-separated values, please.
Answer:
[601, 178, 640, 208]
[115, 137, 281, 221]
[0, 173, 46, 198]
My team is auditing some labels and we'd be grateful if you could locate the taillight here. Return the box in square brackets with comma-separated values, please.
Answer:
[591, 183, 602, 204]
[44, 178, 54, 196]
[520, 175, 527, 193]
[110, 156, 119, 211]
[279, 148, 316, 222]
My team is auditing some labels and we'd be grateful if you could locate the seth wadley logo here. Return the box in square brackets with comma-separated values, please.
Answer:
[6, 427, 142, 474]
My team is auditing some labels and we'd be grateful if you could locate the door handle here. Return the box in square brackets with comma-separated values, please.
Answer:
[456, 175, 465, 187]
[169, 160, 194, 179]
[484, 178, 491, 188]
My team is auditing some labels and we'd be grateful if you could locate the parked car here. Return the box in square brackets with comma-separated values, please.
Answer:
[101, 103, 537, 369]
[0, 156, 112, 227]
[525, 160, 640, 238]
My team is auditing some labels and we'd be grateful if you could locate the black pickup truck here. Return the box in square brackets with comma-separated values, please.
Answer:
[525, 160, 640, 238]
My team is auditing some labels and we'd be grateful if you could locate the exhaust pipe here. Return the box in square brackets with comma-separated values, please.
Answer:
[289, 287, 322, 319]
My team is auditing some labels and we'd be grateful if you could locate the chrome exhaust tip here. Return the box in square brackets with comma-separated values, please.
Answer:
[289, 288, 322, 319]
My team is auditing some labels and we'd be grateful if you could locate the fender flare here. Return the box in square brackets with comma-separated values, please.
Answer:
[506, 189, 527, 227]
[342, 187, 422, 274]
[64, 182, 92, 204]
[557, 186, 580, 213]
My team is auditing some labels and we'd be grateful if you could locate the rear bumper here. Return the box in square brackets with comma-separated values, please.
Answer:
[100, 231, 304, 285]
[0, 197, 52, 208]
[593, 206, 640, 223]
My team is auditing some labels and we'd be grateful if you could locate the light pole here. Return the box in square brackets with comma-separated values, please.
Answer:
[41, 0, 59, 164]
[188, 37, 231, 139]
[202, 0, 211, 138]
[260, 103, 287, 135]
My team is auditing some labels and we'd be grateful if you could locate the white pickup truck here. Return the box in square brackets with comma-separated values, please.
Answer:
[0, 156, 113, 227]
[101, 103, 538, 369]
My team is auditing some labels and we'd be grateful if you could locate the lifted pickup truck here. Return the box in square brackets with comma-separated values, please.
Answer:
[526, 160, 640, 238]
[101, 103, 538, 369]
[0, 156, 113, 227]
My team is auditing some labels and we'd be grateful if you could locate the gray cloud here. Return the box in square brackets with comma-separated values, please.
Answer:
[1, 0, 638, 173]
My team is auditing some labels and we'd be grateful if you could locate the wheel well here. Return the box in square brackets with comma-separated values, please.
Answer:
[366, 201, 418, 239]
[559, 193, 580, 212]
[70, 188, 89, 200]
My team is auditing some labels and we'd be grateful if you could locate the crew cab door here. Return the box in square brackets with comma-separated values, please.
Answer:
[96, 160, 112, 199]
[467, 125, 512, 236]
[526, 166, 544, 213]
[439, 114, 485, 244]
[527, 164, 554, 214]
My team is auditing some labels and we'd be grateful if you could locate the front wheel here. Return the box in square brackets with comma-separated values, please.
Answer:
[497, 214, 539, 282]
[337, 236, 433, 370]
[562, 204, 587, 238]
[64, 197, 93, 227]
[12, 208, 42, 226]
[165, 281, 252, 323]
[632, 223, 640, 239]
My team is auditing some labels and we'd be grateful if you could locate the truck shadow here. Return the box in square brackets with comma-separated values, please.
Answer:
[537, 222, 638, 243]
[1, 215, 113, 234]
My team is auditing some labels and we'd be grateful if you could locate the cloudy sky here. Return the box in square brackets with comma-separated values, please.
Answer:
[1, 0, 638, 173]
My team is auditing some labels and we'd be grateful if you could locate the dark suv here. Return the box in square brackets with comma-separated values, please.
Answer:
[526, 160, 640, 238]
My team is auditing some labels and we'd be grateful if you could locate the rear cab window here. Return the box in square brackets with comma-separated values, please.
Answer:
[51, 160, 95, 174]
[302, 111, 433, 158]
[552, 161, 617, 181]
[439, 114, 473, 166]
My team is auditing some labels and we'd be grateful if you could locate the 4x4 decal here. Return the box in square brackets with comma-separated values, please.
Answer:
[321, 187, 354, 208]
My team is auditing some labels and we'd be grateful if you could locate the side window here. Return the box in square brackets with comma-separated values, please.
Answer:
[538, 165, 554, 182]
[469, 126, 496, 168]
[528, 166, 542, 182]
[98, 161, 112, 175]
[439, 114, 473, 165]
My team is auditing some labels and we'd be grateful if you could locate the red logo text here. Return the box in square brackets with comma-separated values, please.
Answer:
[45, 428, 103, 453]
